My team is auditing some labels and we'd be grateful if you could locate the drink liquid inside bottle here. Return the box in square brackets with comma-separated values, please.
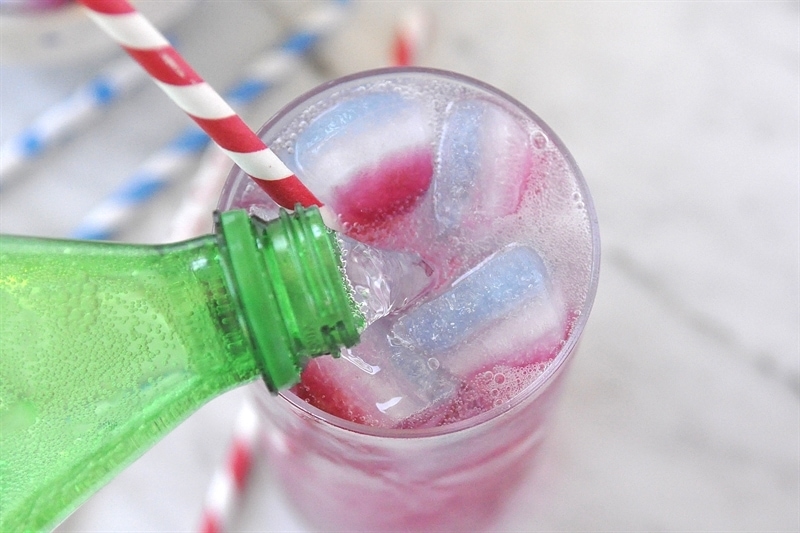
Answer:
[0, 206, 368, 531]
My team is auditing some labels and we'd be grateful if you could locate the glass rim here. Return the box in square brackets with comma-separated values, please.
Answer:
[224, 66, 601, 440]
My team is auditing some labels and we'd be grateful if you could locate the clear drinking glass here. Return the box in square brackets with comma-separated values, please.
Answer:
[218, 67, 600, 532]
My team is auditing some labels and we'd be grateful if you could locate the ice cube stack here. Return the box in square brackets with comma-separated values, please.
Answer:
[285, 86, 568, 429]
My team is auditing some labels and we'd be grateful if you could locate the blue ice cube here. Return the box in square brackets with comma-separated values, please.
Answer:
[391, 246, 548, 354]
[433, 100, 483, 230]
[294, 92, 409, 169]
[388, 344, 457, 405]
[433, 100, 531, 233]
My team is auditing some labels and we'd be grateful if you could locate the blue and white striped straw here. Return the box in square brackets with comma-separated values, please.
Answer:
[166, 144, 231, 242]
[71, 0, 350, 241]
[0, 55, 146, 187]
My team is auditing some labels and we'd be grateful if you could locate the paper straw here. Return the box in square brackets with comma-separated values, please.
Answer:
[0, 54, 145, 187]
[198, 401, 261, 533]
[77, 0, 336, 227]
[70, 127, 206, 240]
[391, 6, 431, 67]
[71, 0, 349, 240]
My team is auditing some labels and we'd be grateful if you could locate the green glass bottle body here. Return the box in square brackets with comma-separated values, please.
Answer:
[0, 207, 361, 532]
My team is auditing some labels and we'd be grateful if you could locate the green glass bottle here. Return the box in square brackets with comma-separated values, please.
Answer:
[0, 207, 363, 532]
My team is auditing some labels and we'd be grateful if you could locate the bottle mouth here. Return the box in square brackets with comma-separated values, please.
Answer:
[215, 207, 362, 392]
[259, 206, 365, 354]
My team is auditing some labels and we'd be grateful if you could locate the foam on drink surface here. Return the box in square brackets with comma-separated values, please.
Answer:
[254, 75, 593, 429]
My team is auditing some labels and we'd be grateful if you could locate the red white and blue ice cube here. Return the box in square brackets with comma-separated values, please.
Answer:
[292, 92, 435, 229]
[391, 245, 565, 378]
[434, 99, 532, 232]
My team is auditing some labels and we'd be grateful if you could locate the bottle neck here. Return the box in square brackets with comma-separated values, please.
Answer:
[163, 235, 262, 386]
[215, 207, 363, 391]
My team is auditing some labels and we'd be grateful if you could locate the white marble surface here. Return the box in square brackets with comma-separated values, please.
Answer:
[1, 1, 798, 531]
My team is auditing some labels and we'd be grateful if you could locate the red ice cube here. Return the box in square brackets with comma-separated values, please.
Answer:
[332, 147, 433, 236]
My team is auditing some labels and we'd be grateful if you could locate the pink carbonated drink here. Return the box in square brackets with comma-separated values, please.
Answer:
[218, 68, 599, 532]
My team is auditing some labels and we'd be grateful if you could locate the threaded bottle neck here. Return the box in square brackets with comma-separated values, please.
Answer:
[215, 207, 363, 391]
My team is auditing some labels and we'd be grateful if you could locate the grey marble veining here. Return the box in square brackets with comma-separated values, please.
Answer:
[1, 1, 796, 531]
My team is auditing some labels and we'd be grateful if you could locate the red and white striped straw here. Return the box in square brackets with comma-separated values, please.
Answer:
[198, 401, 260, 533]
[77, 0, 337, 226]
[391, 6, 431, 67]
